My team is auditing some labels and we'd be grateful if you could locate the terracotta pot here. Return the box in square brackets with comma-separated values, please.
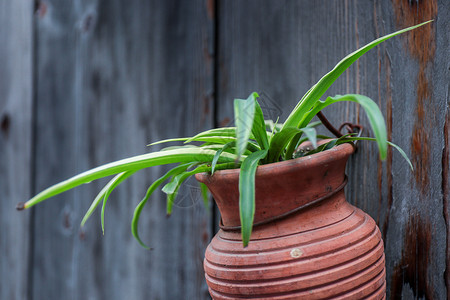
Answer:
[195, 143, 386, 299]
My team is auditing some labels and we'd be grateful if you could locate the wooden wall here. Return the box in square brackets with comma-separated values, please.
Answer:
[1, 1, 448, 299]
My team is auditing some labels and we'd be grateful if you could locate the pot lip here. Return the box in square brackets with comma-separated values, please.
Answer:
[196, 142, 354, 183]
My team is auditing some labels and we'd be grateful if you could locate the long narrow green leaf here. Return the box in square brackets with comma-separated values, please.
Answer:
[132, 163, 193, 249]
[301, 127, 317, 148]
[284, 121, 321, 159]
[100, 171, 136, 234]
[282, 21, 432, 130]
[303, 133, 356, 157]
[284, 127, 318, 160]
[170, 140, 258, 160]
[307, 121, 322, 128]
[386, 141, 413, 170]
[244, 141, 261, 153]
[161, 144, 229, 152]
[267, 127, 301, 162]
[303, 138, 341, 156]
[164, 162, 236, 215]
[302, 94, 387, 159]
[211, 142, 235, 174]
[150, 128, 256, 147]
[235, 93, 257, 159]
[185, 127, 240, 143]
[148, 129, 239, 146]
[268, 117, 280, 143]
[148, 137, 189, 146]
[23, 148, 241, 209]
[184, 136, 236, 145]
[163, 166, 205, 215]
[267, 127, 316, 163]
[252, 99, 269, 150]
[239, 149, 268, 247]
[337, 137, 413, 170]
[81, 171, 132, 227]
[160, 145, 199, 151]
[264, 119, 282, 134]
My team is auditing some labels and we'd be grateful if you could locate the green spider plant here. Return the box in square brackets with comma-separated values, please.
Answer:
[18, 21, 430, 248]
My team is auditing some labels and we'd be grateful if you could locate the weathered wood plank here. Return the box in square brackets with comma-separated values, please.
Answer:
[379, 1, 449, 299]
[0, 1, 33, 300]
[216, 1, 449, 299]
[32, 1, 86, 299]
[32, 0, 213, 299]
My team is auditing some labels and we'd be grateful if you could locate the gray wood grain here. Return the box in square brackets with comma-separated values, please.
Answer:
[2, 1, 449, 299]
[32, 0, 213, 299]
[216, 1, 449, 299]
[32, 1, 89, 299]
[0, 1, 33, 299]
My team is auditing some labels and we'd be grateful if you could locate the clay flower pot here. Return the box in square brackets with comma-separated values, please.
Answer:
[196, 143, 385, 299]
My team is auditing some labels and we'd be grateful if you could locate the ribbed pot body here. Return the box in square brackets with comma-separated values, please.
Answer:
[196, 144, 386, 299]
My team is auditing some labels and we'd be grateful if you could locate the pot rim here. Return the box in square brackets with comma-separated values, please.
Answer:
[196, 142, 354, 182]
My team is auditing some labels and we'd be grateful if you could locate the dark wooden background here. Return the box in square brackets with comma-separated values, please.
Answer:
[1, 1, 448, 299]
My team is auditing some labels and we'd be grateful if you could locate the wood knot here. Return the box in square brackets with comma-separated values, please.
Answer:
[34, 1, 48, 18]
[1, 113, 10, 137]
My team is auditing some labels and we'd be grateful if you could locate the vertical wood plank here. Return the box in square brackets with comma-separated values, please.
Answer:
[32, 1, 85, 299]
[77, 1, 214, 299]
[378, 1, 449, 299]
[216, 1, 449, 298]
[0, 1, 33, 300]
[32, 0, 213, 299]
